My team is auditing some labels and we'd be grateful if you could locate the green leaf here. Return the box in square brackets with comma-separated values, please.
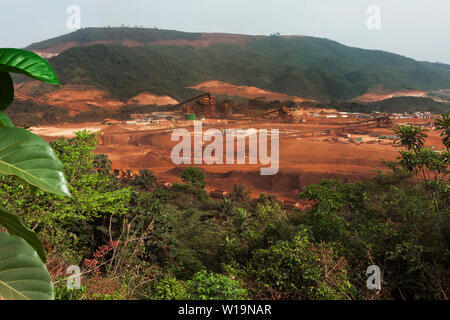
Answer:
[0, 127, 71, 197]
[0, 208, 46, 262]
[0, 72, 14, 111]
[0, 48, 60, 86]
[0, 232, 54, 300]
[0, 111, 14, 128]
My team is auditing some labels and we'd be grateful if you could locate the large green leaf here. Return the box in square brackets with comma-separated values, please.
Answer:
[0, 111, 14, 128]
[0, 208, 46, 262]
[0, 232, 54, 300]
[0, 127, 71, 197]
[0, 72, 13, 111]
[0, 48, 60, 85]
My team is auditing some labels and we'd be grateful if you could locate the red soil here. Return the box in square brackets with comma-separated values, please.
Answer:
[190, 80, 312, 102]
[353, 88, 429, 103]
[153, 33, 266, 49]
[34, 118, 444, 201]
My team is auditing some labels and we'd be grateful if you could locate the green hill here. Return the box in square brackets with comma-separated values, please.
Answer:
[25, 28, 450, 102]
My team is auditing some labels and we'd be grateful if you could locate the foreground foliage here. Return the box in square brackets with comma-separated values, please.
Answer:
[1, 110, 448, 299]
[0, 48, 71, 300]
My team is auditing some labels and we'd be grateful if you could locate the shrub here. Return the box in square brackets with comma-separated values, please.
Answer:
[248, 231, 352, 300]
[154, 276, 187, 300]
[186, 270, 248, 300]
[55, 284, 87, 300]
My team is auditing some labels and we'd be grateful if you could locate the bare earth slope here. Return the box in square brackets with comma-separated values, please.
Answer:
[190, 81, 313, 102]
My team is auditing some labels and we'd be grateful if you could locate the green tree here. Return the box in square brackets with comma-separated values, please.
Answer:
[434, 113, 450, 150]
[181, 166, 206, 188]
[131, 169, 157, 191]
[176, 166, 207, 201]
[392, 122, 449, 185]
[392, 124, 428, 153]
[229, 184, 250, 203]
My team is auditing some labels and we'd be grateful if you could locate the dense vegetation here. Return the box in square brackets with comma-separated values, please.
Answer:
[5, 100, 181, 127]
[5, 99, 70, 127]
[333, 97, 450, 114]
[0, 117, 447, 300]
[24, 28, 450, 101]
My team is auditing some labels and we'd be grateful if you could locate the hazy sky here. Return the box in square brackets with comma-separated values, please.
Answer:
[1, 0, 449, 63]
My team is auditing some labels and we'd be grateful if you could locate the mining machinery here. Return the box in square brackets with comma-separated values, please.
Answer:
[264, 106, 304, 123]
[264, 107, 290, 118]
[169, 92, 216, 118]
[340, 115, 393, 129]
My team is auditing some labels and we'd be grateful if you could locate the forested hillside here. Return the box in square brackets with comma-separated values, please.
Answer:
[24, 28, 450, 102]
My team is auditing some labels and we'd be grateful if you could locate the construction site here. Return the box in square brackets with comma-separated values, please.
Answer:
[30, 92, 445, 207]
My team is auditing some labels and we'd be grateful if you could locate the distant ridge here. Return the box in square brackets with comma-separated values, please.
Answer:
[26, 27, 265, 54]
